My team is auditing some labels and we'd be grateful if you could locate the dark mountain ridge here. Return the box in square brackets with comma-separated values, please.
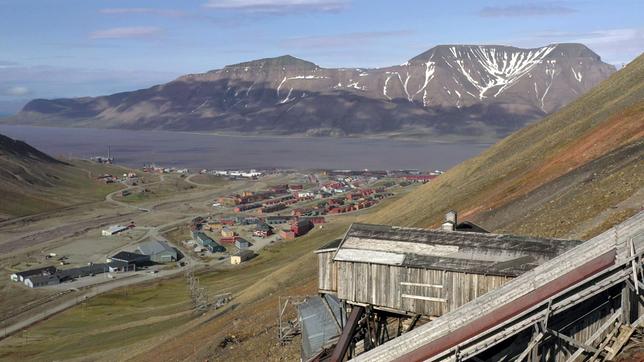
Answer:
[7, 43, 616, 140]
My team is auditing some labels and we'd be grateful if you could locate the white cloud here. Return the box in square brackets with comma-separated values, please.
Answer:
[4, 86, 30, 96]
[203, 0, 349, 13]
[531, 28, 644, 64]
[99, 8, 186, 17]
[480, 2, 576, 17]
[283, 30, 413, 49]
[0, 64, 179, 100]
[89, 26, 163, 40]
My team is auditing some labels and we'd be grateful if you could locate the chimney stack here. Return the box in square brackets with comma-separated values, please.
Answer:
[441, 210, 457, 231]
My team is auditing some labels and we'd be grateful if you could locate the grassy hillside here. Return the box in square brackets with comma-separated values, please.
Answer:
[0, 133, 130, 219]
[367, 54, 644, 238]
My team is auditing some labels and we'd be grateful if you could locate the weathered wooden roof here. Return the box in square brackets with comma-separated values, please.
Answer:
[330, 223, 582, 276]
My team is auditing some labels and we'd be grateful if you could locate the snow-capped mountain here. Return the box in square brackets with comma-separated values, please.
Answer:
[11, 43, 615, 139]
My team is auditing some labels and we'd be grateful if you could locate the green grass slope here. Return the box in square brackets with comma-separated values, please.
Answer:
[368, 54, 644, 238]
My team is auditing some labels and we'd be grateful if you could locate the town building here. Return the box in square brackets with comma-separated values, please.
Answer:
[193, 232, 226, 253]
[136, 240, 178, 263]
[279, 218, 314, 240]
[221, 227, 235, 238]
[264, 216, 292, 225]
[10, 266, 57, 282]
[235, 238, 250, 250]
[254, 223, 273, 238]
[219, 236, 238, 244]
[403, 174, 439, 183]
[24, 274, 61, 288]
[231, 250, 255, 264]
[101, 225, 129, 236]
[109, 251, 150, 267]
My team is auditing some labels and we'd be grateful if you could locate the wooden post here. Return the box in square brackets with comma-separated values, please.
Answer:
[622, 283, 632, 325]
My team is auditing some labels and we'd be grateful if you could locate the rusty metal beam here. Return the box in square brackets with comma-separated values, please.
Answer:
[393, 251, 616, 362]
[330, 305, 364, 362]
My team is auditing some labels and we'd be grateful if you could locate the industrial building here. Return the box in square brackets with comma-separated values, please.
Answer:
[24, 274, 61, 288]
[356, 212, 644, 362]
[109, 251, 150, 267]
[14, 261, 136, 288]
[306, 212, 588, 361]
[10, 266, 57, 282]
[136, 240, 178, 263]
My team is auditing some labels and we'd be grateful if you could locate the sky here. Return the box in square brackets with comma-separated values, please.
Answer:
[1, 0, 642, 113]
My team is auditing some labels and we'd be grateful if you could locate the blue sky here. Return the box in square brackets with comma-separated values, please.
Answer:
[1, 0, 642, 112]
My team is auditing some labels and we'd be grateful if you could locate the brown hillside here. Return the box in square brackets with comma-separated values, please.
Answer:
[0, 133, 129, 219]
[367, 54, 644, 238]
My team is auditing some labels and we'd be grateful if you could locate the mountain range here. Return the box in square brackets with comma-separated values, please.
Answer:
[6, 43, 615, 140]
[369, 53, 644, 239]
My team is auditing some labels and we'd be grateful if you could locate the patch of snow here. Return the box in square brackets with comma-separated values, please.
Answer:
[276, 77, 287, 97]
[540, 61, 558, 110]
[383, 74, 392, 100]
[346, 80, 365, 91]
[446, 45, 557, 99]
[280, 87, 294, 104]
[288, 75, 328, 80]
[571, 66, 583, 82]
[413, 60, 436, 104]
[246, 81, 255, 96]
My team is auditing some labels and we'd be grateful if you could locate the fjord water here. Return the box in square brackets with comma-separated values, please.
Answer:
[0, 125, 489, 170]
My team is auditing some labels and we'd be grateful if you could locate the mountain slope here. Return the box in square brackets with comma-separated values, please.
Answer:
[0, 133, 125, 219]
[7, 44, 614, 140]
[367, 53, 644, 238]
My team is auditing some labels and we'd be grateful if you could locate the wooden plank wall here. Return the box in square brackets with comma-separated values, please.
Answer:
[333, 260, 513, 316]
[318, 251, 337, 292]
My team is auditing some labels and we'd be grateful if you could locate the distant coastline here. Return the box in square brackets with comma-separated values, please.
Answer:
[0, 124, 490, 171]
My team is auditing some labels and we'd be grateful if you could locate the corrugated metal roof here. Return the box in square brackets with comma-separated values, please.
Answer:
[299, 295, 343, 361]
[136, 240, 174, 256]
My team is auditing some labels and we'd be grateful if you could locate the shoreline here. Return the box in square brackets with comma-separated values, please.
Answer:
[0, 122, 496, 146]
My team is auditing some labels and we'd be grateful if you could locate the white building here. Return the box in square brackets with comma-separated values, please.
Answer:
[231, 250, 255, 264]
[101, 225, 128, 236]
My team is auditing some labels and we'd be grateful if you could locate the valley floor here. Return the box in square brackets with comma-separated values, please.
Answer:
[0, 167, 414, 361]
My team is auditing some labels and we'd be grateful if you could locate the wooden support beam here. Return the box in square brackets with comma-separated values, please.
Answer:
[330, 305, 364, 362]
[629, 238, 639, 295]
[400, 282, 444, 289]
[622, 282, 634, 325]
[401, 294, 447, 303]
[543, 299, 553, 329]
[407, 314, 421, 333]
[605, 325, 636, 360]
[587, 321, 621, 362]
[546, 328, 600, 354]
[564, 308, 621, 362]
[515, 326, 544, 362]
